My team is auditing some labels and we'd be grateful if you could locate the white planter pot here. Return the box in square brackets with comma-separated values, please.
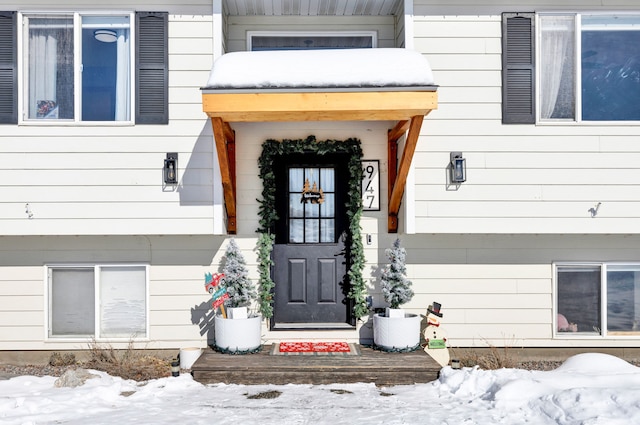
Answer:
[214, 314, 262, 353]
[373, 312, 421, 351]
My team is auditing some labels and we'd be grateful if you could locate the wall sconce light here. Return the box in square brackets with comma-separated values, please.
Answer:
[450, 152, 466, 183]
[164, 153, 178, 185]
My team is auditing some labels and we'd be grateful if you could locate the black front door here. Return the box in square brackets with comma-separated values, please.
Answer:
[272, 153, 352, 329]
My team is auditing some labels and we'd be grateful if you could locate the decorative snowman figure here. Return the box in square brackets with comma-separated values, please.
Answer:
[423, 302, 450, 367]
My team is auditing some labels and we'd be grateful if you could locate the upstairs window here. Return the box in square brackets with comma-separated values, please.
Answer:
[503, 13, 640, 124]
[540, 14, 640, 122]
[247, 31, 376, 51]
[0, 11, 167, 125]
[24, 13, 132, 122]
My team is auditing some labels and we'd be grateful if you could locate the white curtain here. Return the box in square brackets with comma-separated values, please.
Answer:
[540, 16, 575, 119]
[100, 266, 146, 338]
[29, 27, 58, 119]
[50, 268, 95, 336]
[114, 28, 130, 121]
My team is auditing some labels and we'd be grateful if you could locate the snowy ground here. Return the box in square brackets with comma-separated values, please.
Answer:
[1, 353, 640, 425]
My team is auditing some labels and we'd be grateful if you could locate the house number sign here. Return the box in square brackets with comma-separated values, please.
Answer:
[361, 160, 380, 211]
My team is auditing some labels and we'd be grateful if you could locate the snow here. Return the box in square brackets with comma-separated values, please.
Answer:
[2, 353, 640, 424]
[203, 48, 435, 89]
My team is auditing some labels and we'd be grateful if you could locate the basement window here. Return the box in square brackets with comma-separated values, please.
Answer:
[555, 263, 640, 337]
[47, 265, 148, 339]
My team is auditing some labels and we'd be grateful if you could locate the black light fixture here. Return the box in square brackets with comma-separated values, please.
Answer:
[450, 152, 466, 183]
[164, 153, 178, 185]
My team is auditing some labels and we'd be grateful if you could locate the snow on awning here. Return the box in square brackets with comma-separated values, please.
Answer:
[202, 48, 436, 90]
[201, 48, 438, 235]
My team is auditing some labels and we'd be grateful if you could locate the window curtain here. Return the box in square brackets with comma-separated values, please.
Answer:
[50, 268, 95, 336]
[540, 16, 575, 119]
[114, 28, 130, 121]
[100, 266, 146, 338]
[29, 20, 60, 119]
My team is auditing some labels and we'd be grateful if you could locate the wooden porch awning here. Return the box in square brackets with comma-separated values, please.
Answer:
[201, 49, 438, 234]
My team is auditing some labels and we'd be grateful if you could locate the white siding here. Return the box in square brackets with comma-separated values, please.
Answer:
[4, 0, 640, 352]
[0, 8, 217, 236]
[412, 10, 640, 234]
[373, 233, 640, 348]
[1, 1, 213, 14]
[0, 235, 230, 350]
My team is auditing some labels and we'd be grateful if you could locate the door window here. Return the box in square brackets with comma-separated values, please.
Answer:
[288, 167, 335, 243]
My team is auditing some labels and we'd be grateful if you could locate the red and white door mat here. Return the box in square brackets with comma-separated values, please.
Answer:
[270, 342, 360, 356]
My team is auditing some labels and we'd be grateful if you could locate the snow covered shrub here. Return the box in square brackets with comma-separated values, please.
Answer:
[380, 238, 414, 309]
[222, 238, 257, 308]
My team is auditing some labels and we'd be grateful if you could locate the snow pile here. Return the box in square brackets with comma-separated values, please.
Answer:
[203, 48, 435, 89]
[2, 353, 640, 424]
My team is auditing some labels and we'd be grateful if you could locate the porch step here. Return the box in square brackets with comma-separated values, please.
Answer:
[191, 345, 442, 386]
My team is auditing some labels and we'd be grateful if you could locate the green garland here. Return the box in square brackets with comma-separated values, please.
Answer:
[369, 343, 420, 353]
[213, 344, 263, 355]
[256, 232, 275, 319]
[256, 136, 368, 320]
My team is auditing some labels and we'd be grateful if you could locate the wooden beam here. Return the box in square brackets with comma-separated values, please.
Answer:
[388, 120, 409, 144]
[387, 127, 399, 233]
[388, 115, 424, 233]
[223, 121, 235, 144]
[211, 117, 237, 234]
[203, 91, 437, 122]
[202, 89, 438, 234]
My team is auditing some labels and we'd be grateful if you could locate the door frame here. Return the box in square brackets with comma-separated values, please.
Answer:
[271, 154, 351, 329]
[256, 136, 367, 329]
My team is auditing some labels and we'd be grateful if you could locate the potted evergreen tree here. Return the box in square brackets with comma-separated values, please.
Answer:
[214, 239, 262, 353]
[373, 239, 421, 351]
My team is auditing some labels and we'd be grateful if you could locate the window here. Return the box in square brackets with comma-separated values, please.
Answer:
[247, 31, 376, 51]
[288, 167, 336, 243]
[23, 13, 132, 122]
[556, 263, 640, 336]
[48, 265, 148, 339]
[540, 14, 640, 122]
[503, 12, 640, 123]
[0, 11, 167, 125]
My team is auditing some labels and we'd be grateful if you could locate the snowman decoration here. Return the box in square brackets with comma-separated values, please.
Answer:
[423, 302, 450, 367]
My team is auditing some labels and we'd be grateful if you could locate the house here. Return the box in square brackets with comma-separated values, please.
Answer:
[1, 0, 640, 357]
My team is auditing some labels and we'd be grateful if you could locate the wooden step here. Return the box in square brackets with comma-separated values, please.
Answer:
[191, 345, 442, 386]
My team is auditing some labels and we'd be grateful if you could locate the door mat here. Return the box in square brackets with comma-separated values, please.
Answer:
[270, 342, 360, 356]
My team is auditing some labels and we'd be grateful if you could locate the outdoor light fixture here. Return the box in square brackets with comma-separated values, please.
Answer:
[164, 153, 178, 185]
[450, 152, 466, 183]
[94, 29, 117, 43]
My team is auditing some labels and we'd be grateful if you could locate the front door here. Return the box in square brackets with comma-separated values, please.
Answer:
[272, 153, 352, 329]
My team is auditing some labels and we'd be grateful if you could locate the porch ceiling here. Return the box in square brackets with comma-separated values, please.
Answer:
[223, 0, 402, 16]
[201, 49, 438, 234]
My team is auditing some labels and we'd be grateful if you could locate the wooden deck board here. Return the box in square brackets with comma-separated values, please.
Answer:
[191, 345, 442, 386]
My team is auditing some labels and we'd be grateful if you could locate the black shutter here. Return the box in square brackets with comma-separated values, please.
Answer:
[502, 13, 535, 124]
[136, 12, 168, 124]
[0, 11, 17, 124]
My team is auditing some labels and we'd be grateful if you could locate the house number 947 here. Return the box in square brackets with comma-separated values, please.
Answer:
[361, 160, 380, 211]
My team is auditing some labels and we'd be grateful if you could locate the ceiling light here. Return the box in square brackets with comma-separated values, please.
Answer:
[94, 29, 117, 43]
